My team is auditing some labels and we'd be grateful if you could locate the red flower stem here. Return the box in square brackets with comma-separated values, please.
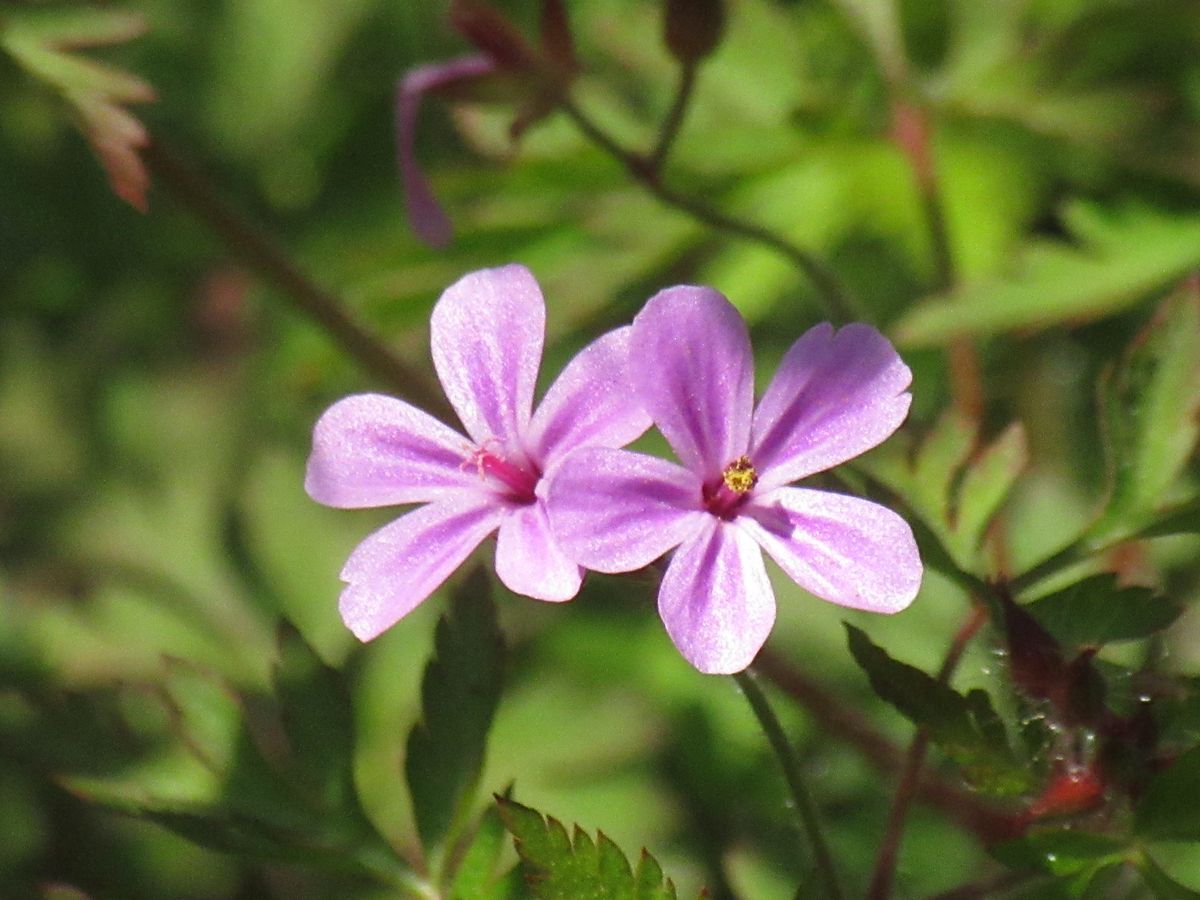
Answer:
[143, 138, 451, 420]
[734, 668, 845, 900]
[556, 95, 862, 324]
[866, 602, 990, 900]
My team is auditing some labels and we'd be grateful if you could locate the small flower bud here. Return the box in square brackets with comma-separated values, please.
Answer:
[663, 0, 726, 66]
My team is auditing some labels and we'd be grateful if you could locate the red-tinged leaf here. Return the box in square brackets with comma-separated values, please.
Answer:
[3, 8, 148, 50]
[539, 0, 577, 76]
[449, 0, 540, 71]
[75, 96, 151, 212]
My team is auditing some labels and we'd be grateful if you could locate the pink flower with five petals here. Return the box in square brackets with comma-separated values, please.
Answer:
[547, 286, 922, 674]
[305, 264, 651, 640]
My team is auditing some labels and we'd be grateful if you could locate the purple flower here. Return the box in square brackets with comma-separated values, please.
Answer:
[548, 286, 922, 674]
[305, 264, 651, 641]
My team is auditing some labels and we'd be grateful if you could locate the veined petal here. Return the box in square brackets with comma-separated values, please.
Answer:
[431, 264, 544, 451]
[741, 487, 921, 614]
[495, 501, 582, 601]
[395, 55, 495, 247]
[527, 326, 652, 468]
[751, 323, 912, 489]
[546, 448, 706, 573]
[305, 393, 477, 508]
[630, 286, 754, 479]
[658, 519, 775, 675]
[339, 494, 504, 641]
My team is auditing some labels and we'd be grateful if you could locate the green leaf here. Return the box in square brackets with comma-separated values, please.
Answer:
[1135, 745, 1200, 841]
[1024, 575, 1181, 649]
[991, 829, 1126, 877]
[448, 794, 515, 899]
[496, 797, 680, 900]
[952, 422, 1028, 557]
[1137, 853, 1200, 900]
[894, 205, 1200, 346]
[1096, 285, 1200, 538]
[845, 624, 1033, 795]
[405, 567, 504, 861]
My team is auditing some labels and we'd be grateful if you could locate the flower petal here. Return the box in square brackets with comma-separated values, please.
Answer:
[546, 447, 706, 573]
[395, 55, 496, 247]
[305, 393, 477, 508]
[339, 494, 504, 641]
[741, 487, 922, 614]
[431, 264, 544, 451]
[495, 501, 582, 601]
[751, 323, 912, 488]
[527, 326, 651, 468]
[658, 519, 776, 674]
[630, 286, 754, 479]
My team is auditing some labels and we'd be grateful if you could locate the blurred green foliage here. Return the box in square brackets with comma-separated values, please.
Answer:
[3, 0, 1200, 897]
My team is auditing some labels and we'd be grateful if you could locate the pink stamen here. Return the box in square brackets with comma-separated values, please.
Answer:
[466, 444, 539, 502]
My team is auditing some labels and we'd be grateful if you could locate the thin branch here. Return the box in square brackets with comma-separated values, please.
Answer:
[734, 668, 844, 900]
[648, 62, 697, 171]
[867, 603, 989, 899]
[143, 139, 450, 419]
[557, 96, 861, 324]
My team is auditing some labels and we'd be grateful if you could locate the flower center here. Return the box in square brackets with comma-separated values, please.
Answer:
[468, 444, 539, 503]
[702, 456, 758, 519]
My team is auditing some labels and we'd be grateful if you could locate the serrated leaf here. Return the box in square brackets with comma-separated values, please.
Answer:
[272, 624, 356, 809]
[496, 797, 680, 900]
[1096, 285, 1200, 538]
[405, 567, 504, 860]
[894, 205, 1200, 345]
[1135, 745, 1200, 841]
[846, 624, 1032, 795]
[1025, 575, 1181, 649]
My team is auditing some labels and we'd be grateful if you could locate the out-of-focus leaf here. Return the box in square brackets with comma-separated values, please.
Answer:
[953, 422, 1028, 557]
[991, 829, 1126, 877]
[1025, 575, 1181, 649]
[1, 6, 155, 210]
[405, 567, 504, 862]
[1094, 284, 1200, 540]
[1135, 745, 1200, 841]
[496, 797, 681, 899]
[911, 409, 976, 524]
[449, 800, 511, 899]
[1137, 852, 1200, 899]
[846, 625, 1033, 795]
[893, 206, 1200, 345]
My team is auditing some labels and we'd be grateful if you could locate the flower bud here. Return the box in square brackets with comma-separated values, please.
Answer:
[663, 0, 725, 66]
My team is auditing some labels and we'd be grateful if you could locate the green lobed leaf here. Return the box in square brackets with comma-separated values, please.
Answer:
[496, 797, 680, 900]
[1135, 745, 1200, 842]
[846, 624, 1033, 795]
[893, 205, 1200, 346]
[405, 567, 505, 861]
[1096, 285, 1200, 538]
[1024, 574, 1182, 649]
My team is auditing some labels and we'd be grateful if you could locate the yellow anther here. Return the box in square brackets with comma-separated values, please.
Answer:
[722, 456, 758, 494]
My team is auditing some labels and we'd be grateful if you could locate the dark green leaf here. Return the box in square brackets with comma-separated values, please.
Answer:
[1135, 745, 1200, 841]
[405, 567, 505, 860]
[991, 829, 1125, 876]
[496, 797, 680, 899]
[1025, 575, 1181, 648]
[846, 624, 1032, 795]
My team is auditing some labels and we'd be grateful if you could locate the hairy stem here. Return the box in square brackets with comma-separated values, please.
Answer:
[867, 603, 989, 899]
[734, 668, 844, 900]
[144, 139, 449, 418]
[557, 96, 860, 323]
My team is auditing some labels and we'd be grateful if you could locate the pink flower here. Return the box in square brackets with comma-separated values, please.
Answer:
[547, 286, 922, 674]
[305, 264, 651, 640]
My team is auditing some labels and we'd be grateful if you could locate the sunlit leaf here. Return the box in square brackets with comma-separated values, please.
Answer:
[497, 797, 681, 899]
[1137, 852, 1200, 899]
[449, 801, 512, 899]
[846, 625, 1033, 795]
[894, 206, 1200, 345]
[1024, 575, 1181, 649]
[405, 566, 504, 861]
[952, 421, 1027, 557]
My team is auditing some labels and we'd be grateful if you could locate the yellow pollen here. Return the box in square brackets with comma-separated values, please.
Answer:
[722, 456, 758, 494]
